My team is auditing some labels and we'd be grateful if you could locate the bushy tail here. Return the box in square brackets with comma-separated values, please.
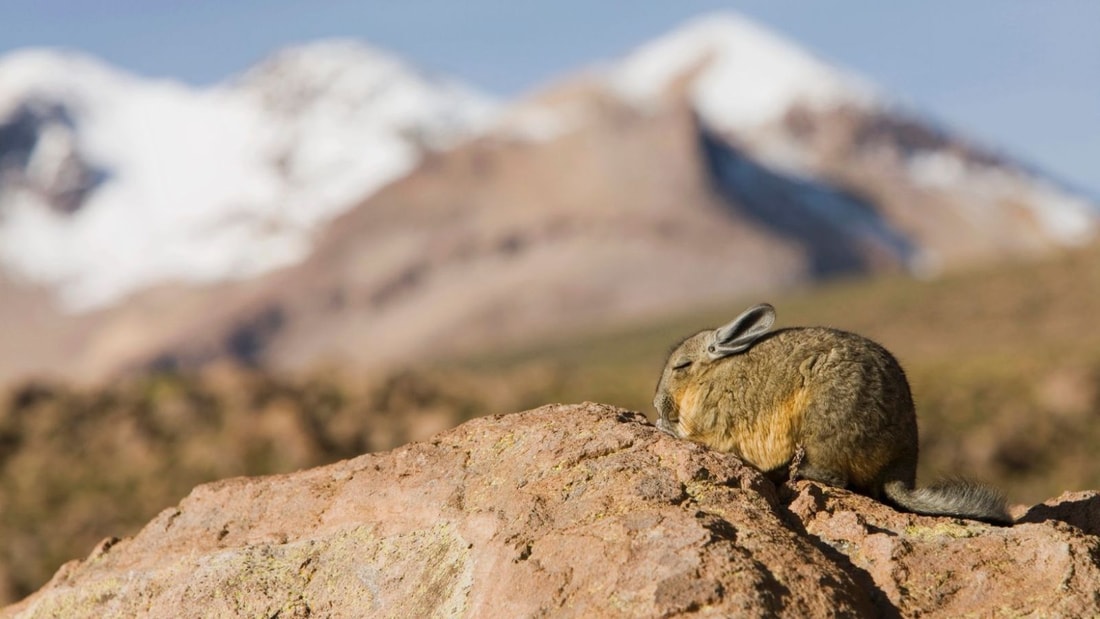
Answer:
[883, 479, 1012, 525]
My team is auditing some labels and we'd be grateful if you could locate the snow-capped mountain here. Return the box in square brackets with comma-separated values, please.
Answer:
[0, 12, 1096, 384]
[602, 14, 1097, 272]
[0, 42, 495, 309]
[138, 9, 1100, 377]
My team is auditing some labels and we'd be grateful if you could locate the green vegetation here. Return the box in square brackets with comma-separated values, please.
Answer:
[3, 246, 1100, 603]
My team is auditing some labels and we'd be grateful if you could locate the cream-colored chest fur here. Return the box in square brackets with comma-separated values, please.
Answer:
[677, 383, 807, 473]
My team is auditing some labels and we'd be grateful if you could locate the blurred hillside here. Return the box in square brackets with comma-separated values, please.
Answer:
[3, 244, 1100, 602]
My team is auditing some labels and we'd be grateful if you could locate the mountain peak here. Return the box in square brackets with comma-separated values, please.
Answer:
[0, 47, 119, 81]
[235, 38, 496, 145]
[252, 38, 404, 68]
[609, 12, 877, 129]
[236, 38, 424, 95]
[0, 48, 140, 118]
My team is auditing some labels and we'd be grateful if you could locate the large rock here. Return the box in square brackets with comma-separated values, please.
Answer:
[5, 403, 1100, 617]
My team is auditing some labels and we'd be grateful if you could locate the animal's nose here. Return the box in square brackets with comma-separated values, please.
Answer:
[654, 416, 677, 437]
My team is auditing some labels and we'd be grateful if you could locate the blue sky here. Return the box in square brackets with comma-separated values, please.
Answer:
[2, 1, 1097, 196]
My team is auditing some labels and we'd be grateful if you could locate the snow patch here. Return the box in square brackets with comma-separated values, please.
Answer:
[908, 151, 1097, 246]
[0, 44, 497, 310]
[609, 13, 878, 130]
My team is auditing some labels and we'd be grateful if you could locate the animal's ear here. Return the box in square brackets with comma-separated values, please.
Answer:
[708, 303, 776, 359]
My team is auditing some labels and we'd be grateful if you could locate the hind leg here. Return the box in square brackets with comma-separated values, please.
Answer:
[789, 443, 849, 489]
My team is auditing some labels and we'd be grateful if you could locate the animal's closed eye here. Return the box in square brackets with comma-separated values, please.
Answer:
[672, 359, 692, 370]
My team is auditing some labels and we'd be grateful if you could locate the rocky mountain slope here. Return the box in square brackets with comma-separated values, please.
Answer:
[0, 13, 1096, 383]
[7, 403, 1100, 617]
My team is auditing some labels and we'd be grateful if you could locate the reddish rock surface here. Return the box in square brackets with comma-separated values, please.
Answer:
[6, 403, 1100, 618]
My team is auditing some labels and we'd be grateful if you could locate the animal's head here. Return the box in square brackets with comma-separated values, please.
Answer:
[653, 303, 776, 437]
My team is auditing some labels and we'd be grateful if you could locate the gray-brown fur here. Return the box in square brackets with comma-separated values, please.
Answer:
[654, 303, 1011, 524]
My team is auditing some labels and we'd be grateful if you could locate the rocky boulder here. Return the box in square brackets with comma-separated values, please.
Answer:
[5, 402, 1100, 617]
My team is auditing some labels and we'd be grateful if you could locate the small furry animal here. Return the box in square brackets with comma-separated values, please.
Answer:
[653, 303, 1011, 524]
